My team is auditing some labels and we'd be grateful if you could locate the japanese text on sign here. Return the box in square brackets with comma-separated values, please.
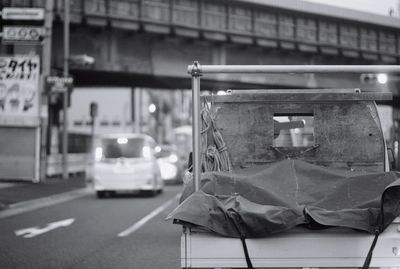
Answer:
[0, 55, 40, 125]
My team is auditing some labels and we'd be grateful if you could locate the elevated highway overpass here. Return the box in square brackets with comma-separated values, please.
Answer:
[7, 0, 397, 92]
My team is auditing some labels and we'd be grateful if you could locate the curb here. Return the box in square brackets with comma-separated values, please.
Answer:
[0, 187, 92, 220]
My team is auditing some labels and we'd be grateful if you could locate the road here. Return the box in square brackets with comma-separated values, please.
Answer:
[0, 185, 184, 269]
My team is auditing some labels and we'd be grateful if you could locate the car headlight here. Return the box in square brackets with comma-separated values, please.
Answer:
[168, 154, 178, 163]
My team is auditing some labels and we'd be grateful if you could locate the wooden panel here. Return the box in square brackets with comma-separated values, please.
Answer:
[213, 103, 273, 166]
[315, 103, 383, 165]
[205, 96, 385, 172]
[172, 0, 199, 27]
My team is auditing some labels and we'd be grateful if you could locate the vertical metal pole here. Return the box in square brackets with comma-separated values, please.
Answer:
[62, 0, 70, 179]
[192, 75, 201, 191]
[138, 88, 142, 132]
[40, 0, 55, 181]
[90, 114, 96, 161]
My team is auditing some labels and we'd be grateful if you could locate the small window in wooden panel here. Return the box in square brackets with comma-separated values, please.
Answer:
[273, 114, 314, 147]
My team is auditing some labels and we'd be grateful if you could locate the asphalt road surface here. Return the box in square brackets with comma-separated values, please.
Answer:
[0, 185, 184, 269]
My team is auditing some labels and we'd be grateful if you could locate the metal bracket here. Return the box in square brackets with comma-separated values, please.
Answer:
[189, 61, 202, 77]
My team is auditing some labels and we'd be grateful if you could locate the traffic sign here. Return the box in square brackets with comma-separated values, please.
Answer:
[46, 76, 74, 93]
[2, 26, 44, 44]
[46, 76, 74, 84]
[49, 85, 68, 93]
[1, 7, 45, 20]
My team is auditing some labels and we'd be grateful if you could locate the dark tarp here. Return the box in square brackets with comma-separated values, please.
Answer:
[167, 159, 400, 238]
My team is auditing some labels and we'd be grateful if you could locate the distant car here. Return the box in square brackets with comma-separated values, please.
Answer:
[156, 144, 183, 184]
[172, 125, 192, 168]
[92, 133, 163, 198]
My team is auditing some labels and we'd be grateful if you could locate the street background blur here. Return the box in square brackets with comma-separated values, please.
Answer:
[0, 0, 400, 268]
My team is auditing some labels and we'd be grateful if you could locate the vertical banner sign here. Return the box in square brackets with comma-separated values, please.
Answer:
[0, 55, 41, 181]
[0, 55, 40, 126]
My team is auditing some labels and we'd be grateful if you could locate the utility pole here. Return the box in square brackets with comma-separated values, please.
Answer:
[62, 0, 70, 179]
[89, 102, 98, 154]
[40, 0, 54, 181]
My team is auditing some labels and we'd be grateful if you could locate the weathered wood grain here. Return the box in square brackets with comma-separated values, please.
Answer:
[202, 94, 386, 172]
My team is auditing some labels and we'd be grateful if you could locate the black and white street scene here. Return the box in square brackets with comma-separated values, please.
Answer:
[0, 0, 400, 269]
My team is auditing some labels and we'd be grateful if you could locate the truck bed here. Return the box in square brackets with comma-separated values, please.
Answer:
[182, 218, 400, 268]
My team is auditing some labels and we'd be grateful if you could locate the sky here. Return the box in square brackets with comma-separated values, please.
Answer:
[304, 0, 400, 16]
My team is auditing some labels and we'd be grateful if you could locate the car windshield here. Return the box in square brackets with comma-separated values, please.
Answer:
[101, 137, 146, 158]
[157, 147, 173, 158]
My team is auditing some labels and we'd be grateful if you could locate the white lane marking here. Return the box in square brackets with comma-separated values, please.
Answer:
[15, 218, 75, 238]
[118, 194, 180, 237]
[0, 183, 17, 189]
[0, 188, 91, 219]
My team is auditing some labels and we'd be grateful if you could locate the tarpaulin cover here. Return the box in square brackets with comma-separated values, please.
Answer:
[167, 159, 400, 238]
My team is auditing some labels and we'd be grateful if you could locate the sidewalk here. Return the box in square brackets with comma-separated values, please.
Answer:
[0, 176, 88, 210]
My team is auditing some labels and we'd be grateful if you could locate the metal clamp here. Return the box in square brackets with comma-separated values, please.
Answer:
[188, 61, 202, 77]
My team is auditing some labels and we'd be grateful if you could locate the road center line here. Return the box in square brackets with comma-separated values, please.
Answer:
[117, 194, 180, 237]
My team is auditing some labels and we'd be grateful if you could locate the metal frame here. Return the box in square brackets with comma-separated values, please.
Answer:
[188, 62, 400, 191]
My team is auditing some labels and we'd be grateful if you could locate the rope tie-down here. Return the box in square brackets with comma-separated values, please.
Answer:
[199, 100, 232, 173]
[182, 101, 232, 184]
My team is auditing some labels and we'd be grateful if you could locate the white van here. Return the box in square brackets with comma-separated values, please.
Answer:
[92, 133, 163, 198]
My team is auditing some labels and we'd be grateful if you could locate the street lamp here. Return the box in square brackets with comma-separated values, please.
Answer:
[148, 103, 157, 113]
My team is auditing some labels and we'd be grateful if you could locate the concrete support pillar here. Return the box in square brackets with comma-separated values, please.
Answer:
[133, 87, 141, 133]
